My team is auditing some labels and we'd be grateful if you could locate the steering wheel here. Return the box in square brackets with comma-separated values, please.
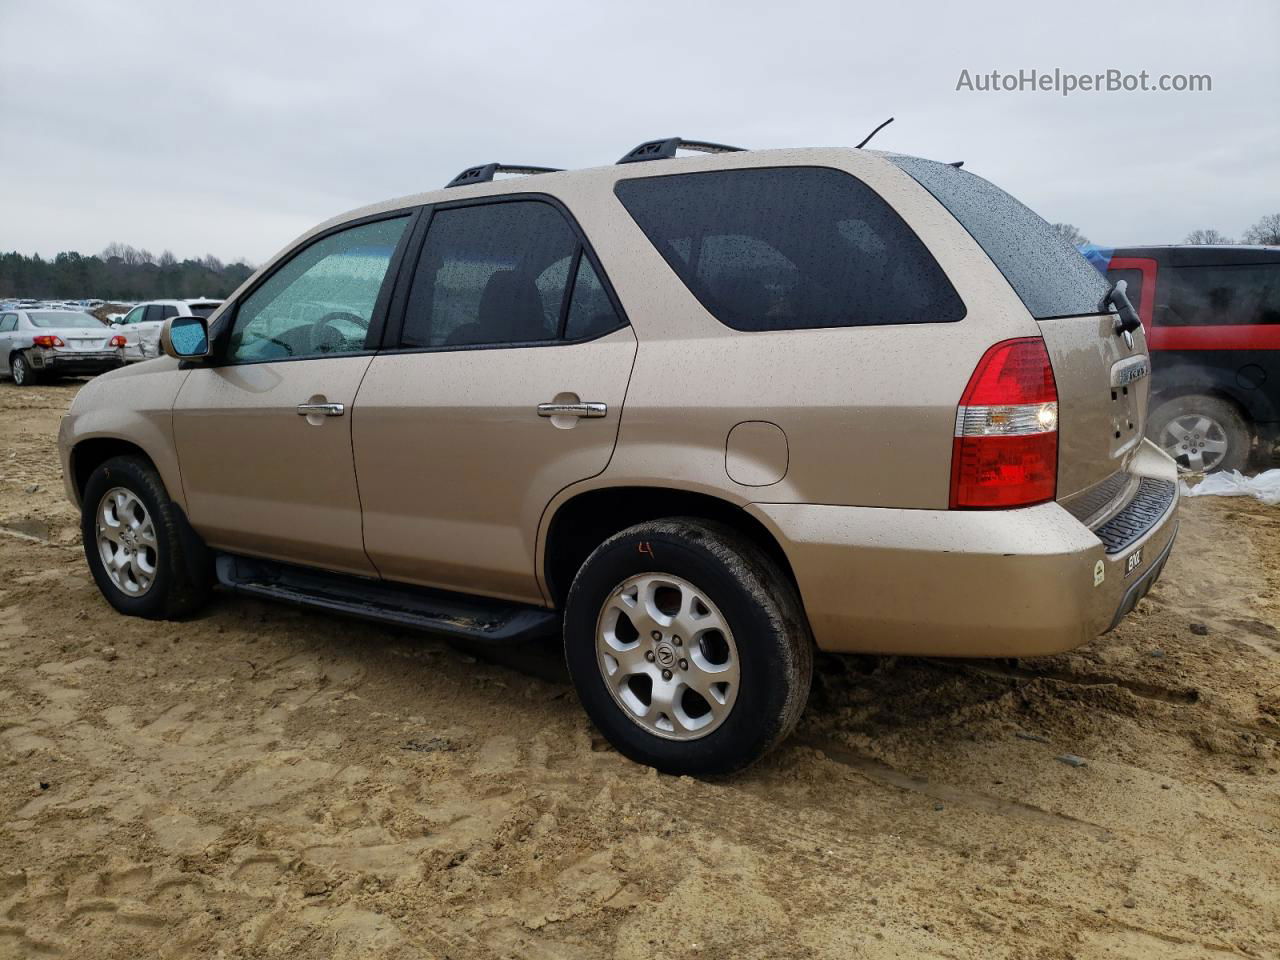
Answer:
[312, 311, 369, 353]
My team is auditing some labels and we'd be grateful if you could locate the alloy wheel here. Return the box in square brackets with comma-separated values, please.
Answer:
[595, 572, 740, 740]
[1161, 413, 1230, 472]
[96, 486, 158, 596]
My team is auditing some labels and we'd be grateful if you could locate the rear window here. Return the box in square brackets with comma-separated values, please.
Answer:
[614, 167, 964, 331]
[889, 156, 1111, 320]
[28, 311, 103, 328]
[188, 302, 221, 318]
[1156, 263, 1280, 326]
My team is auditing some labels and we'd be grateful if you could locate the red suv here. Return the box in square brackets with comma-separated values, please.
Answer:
[1095, 245, 1280, 472]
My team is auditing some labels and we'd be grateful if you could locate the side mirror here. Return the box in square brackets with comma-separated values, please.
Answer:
[160, 316, 210, 359]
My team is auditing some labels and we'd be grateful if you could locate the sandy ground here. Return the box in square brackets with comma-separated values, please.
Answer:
[0, 382, 1277, 960]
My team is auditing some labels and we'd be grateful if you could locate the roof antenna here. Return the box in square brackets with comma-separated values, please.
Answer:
[855, 116, 894, 149]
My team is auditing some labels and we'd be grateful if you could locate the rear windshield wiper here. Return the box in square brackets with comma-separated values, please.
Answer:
[1106, 280, 1142, 334]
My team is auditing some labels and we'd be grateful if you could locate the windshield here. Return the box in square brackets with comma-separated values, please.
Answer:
[28, 311, 104, 329]
[889, 155, 1112, 320]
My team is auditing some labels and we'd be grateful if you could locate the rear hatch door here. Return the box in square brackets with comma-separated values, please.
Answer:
[1037, 313, 1149, 497]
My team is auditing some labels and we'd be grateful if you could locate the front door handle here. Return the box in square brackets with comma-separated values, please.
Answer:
[537, 401, 607, 419]
[296, 401, 345, 417]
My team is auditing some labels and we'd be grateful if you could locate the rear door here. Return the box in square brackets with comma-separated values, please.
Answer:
[353, 197, 637, 605]
[172, 213, 415, 575]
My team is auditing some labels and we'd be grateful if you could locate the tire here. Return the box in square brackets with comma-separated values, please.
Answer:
[1148, 394, 1253, 474]
[81, 455, 213, 619]
[564, 518, 813, 775]
[10, 352, 38, 387]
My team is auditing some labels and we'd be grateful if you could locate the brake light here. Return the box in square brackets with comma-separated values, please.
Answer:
[32, 335, 65, 348]
[110, 335, 127, 347]
[950, 337, 1058, 509]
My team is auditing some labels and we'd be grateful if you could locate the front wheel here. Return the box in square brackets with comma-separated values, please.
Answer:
[1148, 394, 1252, 474]
[10, 352, 38, 386]
[564, 519, 813, 775]
[81, 455, 212, 619]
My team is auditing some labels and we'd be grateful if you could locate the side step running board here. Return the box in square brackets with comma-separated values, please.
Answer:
[214, 554, 561, 644]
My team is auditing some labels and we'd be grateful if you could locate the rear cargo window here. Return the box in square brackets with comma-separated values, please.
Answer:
[889, 156, 1111, 320]
[1156, 263, 1280, 326]
[614, 167, 964, 331]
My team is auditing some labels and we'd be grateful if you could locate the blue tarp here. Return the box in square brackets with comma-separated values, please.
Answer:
[1077, 244, 1114, 274]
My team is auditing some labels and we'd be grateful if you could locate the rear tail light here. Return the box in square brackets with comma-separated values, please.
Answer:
[950, 337, 1058, 509]
[32, 335, 65, 348]
[110, 335, 127, 347]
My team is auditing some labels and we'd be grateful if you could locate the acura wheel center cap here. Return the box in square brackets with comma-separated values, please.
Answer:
[654, 642, 676, 668]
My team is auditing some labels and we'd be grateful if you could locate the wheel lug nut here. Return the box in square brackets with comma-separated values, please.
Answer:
[673, 636, 682, 646]
[661, 669, 672, 681]
[679, 659, 688, 670]
[645, 650, 655, 662]
[651, 631, 661, 641]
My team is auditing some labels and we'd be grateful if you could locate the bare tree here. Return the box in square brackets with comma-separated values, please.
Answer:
[1051, 223, 1089, 246]
[1184, 228, 1233, 245]
[1242, 213, 1280, 246]
[158, 249, 177, 267]
[199, 254, 225, 272]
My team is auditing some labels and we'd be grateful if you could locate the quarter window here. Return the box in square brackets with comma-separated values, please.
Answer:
[227, 216, 410, 362]
[564, 257, 621, 340]
[614, 167, 965, 331]
[400, 201, 579, 348]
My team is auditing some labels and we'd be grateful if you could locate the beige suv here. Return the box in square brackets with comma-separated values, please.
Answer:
[58, 139, 1179, 774]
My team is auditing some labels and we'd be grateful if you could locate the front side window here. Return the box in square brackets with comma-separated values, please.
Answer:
[1157, 263, 1280, 327]
[400, 201, 579, 348]
[614, 166, 964, 331]
[122, 306, 146, 325]
[227, 216, 409, 362]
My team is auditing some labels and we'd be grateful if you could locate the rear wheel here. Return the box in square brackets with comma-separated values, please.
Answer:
[564, 518, 813, 775]
[10, 352, 38, 386]
[81, 455, 212, 619]
[1148, 394, 1252, 474]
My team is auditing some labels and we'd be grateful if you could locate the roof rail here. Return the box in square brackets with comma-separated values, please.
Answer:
[616, 137, 745, 165]
[445, 163, 564, 189]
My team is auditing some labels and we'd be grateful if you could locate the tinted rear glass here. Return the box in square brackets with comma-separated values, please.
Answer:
[1156, 263, 1280, 326]
[614, 167, 964, 331]
[28, 311, 103, 328]
[889, 156, 1111, 320]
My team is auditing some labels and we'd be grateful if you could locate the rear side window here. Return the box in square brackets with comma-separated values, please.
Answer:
[1156, 263, 1280, 326]
[161, 305, 180, 321]
[890, 155, 1111, 320]
[402, 201, 578, 348]
[188, 302, 220, 319]
[614, 167, 964, 331]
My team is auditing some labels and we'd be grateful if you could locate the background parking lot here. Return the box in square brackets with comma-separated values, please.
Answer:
[0, 382, 1276, 958]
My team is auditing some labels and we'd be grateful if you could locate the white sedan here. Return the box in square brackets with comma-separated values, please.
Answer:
[112, 299, 222, 361]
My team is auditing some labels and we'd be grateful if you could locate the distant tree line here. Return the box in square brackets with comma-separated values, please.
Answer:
[0, 244, 255, 301]
[1185, 214, 1280, 246]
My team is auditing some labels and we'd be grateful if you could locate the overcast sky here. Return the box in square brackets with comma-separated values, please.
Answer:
[2, 0, 1276, 264]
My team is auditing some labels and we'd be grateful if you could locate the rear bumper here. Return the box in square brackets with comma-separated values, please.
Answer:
[30, 350, 124, 375]
[748, 439, 1179, 657]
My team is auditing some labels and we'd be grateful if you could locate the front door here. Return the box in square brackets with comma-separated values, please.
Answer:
[172, 214, 414, 575]
[353, 198, 637, 604]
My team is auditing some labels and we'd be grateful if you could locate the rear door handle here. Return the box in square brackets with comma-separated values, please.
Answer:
[537, 402, 607, 419]
[296, 401, 345, 417]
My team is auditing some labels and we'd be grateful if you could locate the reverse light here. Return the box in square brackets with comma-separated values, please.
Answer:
[950, 337, 1058, 509]
[109, 335, 127, 347]
[32, 335, 65, 348]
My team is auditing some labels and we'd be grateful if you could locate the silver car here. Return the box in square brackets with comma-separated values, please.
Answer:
[0, 309, 127, 385]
